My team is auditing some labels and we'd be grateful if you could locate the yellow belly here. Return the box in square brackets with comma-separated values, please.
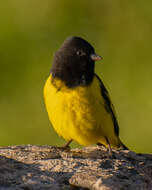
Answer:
[44, 75, 119, 147]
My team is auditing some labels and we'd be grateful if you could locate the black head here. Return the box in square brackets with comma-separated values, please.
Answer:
[51, 36, 102, 88]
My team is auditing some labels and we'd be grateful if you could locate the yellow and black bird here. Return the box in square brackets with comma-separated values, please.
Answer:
[44, 36, 128, 152]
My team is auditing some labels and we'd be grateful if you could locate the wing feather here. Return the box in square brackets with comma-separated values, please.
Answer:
[94, 74, 119, 136]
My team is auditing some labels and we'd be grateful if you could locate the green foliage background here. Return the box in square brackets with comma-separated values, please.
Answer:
[0, 0, 152, 153]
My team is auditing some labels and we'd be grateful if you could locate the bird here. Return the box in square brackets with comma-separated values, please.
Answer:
[43, 36, 128, 153]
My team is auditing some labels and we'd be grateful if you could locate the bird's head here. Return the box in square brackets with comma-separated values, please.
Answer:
[51, 36, 102, 87]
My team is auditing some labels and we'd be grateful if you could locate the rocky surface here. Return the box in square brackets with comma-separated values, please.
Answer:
[0, 145, 151, 190]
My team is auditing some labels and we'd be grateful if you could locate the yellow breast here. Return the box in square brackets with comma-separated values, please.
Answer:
[43, 74, 118, 146]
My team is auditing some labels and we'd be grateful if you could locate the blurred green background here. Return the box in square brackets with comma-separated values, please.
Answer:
[0, 0, 152, 153]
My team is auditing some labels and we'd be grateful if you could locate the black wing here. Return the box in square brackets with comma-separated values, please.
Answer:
[95, 73, 119, 136]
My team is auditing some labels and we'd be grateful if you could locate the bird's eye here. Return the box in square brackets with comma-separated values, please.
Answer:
[76, 50, 85, 56]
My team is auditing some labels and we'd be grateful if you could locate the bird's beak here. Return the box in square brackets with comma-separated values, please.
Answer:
[90, 53, 103, 61]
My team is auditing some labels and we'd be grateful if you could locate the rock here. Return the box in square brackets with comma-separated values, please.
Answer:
[0, 145, 151, 190]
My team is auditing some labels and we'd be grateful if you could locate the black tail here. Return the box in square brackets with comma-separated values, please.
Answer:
[119, 139, 129, 150]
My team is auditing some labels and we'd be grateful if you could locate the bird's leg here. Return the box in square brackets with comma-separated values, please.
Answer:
[105, 137, 113, 157]
[62, 139, 73, 149]
[56, 140, 73, 151]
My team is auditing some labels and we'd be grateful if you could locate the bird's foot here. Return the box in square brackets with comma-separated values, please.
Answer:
[97, 142, 107, 150]
[52, 140, 72, 152]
